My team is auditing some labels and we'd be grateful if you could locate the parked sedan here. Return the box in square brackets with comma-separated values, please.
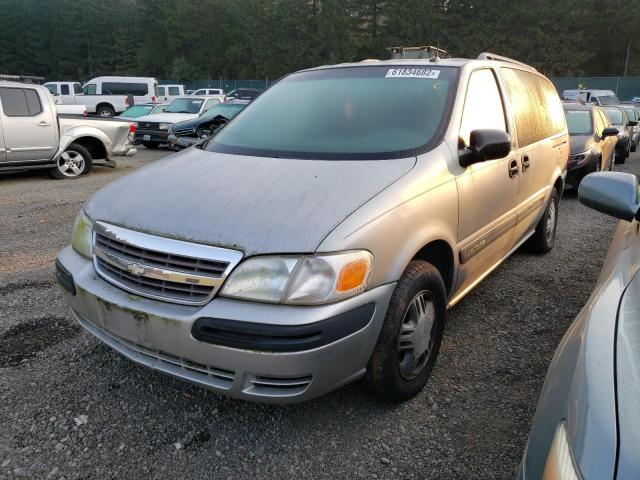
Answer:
[226, 88, 261, 101]
[116, 103, 168, 121]
[133, 96, 222, 148]
[563, 103, 618, 187]
[619, 103, 640, 152]
[601, 106, 637, 164]
[167, 101, 246, 150]
[519, 172, 640, 480]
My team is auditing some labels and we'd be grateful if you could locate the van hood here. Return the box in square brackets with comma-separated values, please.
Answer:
[84, 148, 415, 255]
[135, 112, 199, 123]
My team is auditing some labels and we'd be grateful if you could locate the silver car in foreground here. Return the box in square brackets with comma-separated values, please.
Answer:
[56, 51, 568, 403]
[519, 172, 640, 479]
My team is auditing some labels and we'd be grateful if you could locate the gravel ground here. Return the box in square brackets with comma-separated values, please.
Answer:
[1, 149, 636, 479]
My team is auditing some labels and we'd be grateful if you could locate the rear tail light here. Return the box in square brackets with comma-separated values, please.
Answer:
[125, 97, 131, 107]
[129, 123, 137, 134]
[151, 96, 157, 103]
[83, 110, 88, 117]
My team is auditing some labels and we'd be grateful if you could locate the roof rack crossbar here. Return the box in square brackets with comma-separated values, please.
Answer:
[388, 46, 450, 60]
[477, 52, 536, 71]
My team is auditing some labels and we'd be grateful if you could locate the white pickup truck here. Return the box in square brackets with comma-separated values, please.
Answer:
[45, 77, 159, 118]
[0, 82, 136, 179]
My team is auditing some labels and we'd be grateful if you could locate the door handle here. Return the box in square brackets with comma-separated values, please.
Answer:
[37, 121, 52, 127]
[508, 159, 519, 178]
[521, 155, 530, 172]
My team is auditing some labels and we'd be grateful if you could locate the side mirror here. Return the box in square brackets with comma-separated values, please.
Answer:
[459, 129, 511, 167]
[578, 172, 640, 221]
[602, 127, 619, 137]
[628, 120, 638, 127]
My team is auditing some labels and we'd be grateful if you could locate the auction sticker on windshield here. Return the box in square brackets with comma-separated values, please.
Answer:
[385, 68, 440, 79]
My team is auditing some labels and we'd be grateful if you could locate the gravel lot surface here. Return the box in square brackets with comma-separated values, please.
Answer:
[1, 148, 636, 479]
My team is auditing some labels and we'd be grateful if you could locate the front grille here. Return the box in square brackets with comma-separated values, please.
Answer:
[92, 222, 243, 306]
[174, 127, 196, 137]
[137, 122, 160, 130]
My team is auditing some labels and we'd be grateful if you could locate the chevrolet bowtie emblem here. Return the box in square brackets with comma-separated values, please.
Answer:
[125, 262, 146, 276]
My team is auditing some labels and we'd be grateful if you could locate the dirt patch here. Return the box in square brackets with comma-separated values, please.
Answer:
[0, 316, 81, 367]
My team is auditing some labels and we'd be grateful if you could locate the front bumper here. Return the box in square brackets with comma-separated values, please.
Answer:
[134, 130, 169, 144]
[56, 246, 394, 403]
[167, 134, 200, 150]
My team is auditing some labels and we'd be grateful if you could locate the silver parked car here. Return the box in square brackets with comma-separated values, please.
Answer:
[519, 171, 640, 479]
[56, 51, 568, 403]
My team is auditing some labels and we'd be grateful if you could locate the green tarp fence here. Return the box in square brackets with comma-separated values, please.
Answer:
[160, 79, 273, 93]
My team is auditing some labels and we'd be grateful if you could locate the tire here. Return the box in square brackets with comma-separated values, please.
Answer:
[366, 260, 446, 403]
[96, 104, 115, 118]
[526, 188, 559, 253]
[142, 141, 160, 149]
[50, 143, 92, 179]
[631, 142, 637, 153]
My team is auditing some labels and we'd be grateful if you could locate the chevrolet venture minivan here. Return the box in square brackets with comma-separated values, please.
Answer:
[56, 51, 568, 404]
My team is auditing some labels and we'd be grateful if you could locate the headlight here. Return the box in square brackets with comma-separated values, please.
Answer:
[71, 211, 93, 258]
[542, 422, 580, 480]
[570, 150, 590, 167]
[167, 124, 174, 134]
[220, 251, 373, 305]
[158, 123, 171, 130]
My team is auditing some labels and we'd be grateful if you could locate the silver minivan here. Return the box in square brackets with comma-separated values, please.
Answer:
[56, 52, 568, 403]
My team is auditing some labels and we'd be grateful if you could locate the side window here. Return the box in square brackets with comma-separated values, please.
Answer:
[126, 83, 148, 96]
[102, 82, 126, 95]
[84, 83, 97, 95]
[501, 68, 564, 147]
[158, 86, 166, 96]
[168, 86, 180, 96]
[45, 84, 58, 95]
[74, 83, 82, 94]
[60, 84, 70, 95]
[459, 69, 507, 146]
[0, 88, 41, 116]
[195, 90, 204, 95]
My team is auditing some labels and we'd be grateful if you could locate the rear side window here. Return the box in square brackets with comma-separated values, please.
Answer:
[126, 83, 148, 95]
[61, 84, 70, 95]
[158, 86, 166, 96]
[501, 68, 565, 147]
[459, 69, 507, 146]
[168, 86, 180, 95]
[102, 82, 127, 95]
[0, 87, 42, 116]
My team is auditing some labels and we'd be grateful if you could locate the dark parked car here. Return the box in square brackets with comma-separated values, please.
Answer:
[601, 106, 637, 164]
[167, 101, 246, 149]
[226, 88, 261, 101]
[563, 103, 618, 187]
[619, 103, 640, 152]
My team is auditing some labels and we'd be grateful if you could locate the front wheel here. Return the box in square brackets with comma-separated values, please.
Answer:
[526, 188, 559, 253]
[366, 260, 446, 403]
[50, 143, 92, 179]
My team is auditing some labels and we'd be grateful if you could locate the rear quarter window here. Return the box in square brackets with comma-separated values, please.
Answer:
[500, 68, 565, 147]
[102, 82, 127, 95]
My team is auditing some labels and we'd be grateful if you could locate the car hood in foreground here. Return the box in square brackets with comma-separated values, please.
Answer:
[134, 112, 198, 124]
[615, 270, 640, 478]
[84, 148, 415, 255]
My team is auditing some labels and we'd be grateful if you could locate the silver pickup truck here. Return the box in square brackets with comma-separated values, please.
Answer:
[0, 82, 136, 179]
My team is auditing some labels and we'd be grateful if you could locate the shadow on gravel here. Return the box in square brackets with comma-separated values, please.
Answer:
[0, 317, 81, 367]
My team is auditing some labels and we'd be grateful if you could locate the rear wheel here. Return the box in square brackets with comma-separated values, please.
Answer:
[526, 188, 559, 253]
[142, 141, 160, 149]
[96, 104, 115, 118]
[366, 260, 446, 403]
[50, 143, 92, 179]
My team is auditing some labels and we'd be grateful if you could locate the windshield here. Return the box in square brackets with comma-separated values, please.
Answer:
[603, 107, 624, 124]
[152, 104, 168, 113]
[201, 103, 245, 120]
[165, 98, 204, 114]
[597, 94, 619, 105]
[120, 105, 154, 117]
[564, 110, 592, 135]
[207, 65, 458, 159]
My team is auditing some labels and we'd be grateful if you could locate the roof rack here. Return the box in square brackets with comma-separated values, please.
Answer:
[0, 74, 45, 84]
[477, 52, 536, 70]
[388, 46, 450, 61]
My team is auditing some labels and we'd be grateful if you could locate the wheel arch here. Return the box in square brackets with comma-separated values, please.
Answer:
[411, 239, 455, 296]
[55, 128, 112, 161]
